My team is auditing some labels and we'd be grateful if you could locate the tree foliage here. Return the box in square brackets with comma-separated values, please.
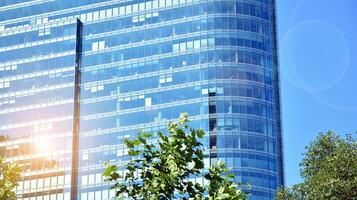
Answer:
[103, 113, 248, 200]
[276, 131, 357, 200]
[0, 157, 21, 200]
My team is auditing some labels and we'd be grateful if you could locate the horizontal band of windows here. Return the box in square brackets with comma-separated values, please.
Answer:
[82, 48, 270, 72]
[81, 82, 273, 111]
[209, 129, 277, 139]
[82, 20, 271, 57]
[78, 144, 277, 170]
[77, 167, 276, 186]
[82, 92, 275, 119]
[81, 59, 272, 85]
[83, 89, 274, 110]
[80, 113, 206, 137]
[82, 33, 271, 59]
[81, 92, 274, 115]
[84, 18, 270, 51]
[81, 97, 203, 120]
[81, 48, 271, 76]
[0, 0, 123, 25]
[78, 131, 277, 155]
[0, 115, 72, 131]
[82, 50, 272, 74]
[4, 149, 72, 163]
[1, 0, 197, 27]
[0, 40, 77, 64]
[3, 72, 74, 94]
[81, 61, 273, 89]
[0, 66, 74, 84]
[81, 69, 272, 94]
[0, 91, 74, 116]
[0, 24, 77, 48]
[83, 11, 271, 43]
[0, 50, 75, 68]
[3, 144, 72, 162]
[81, 79, 272, 103]
[80, 102, 274, 134]
[0, 99, 73, 119]
[2, 0, 271, 38]
[81, 17, 269, 48]
[0, 18, 77, 38]
[0, 132, 72, 147]
[232, 170, 277, 189]
[0, 0, 54, 13]
[0, 35, 76, 53]
[76, 156, 276, 177]
[10, 158, 71, 175]
[0, 54, 76, 78]
[79, 0, 271, 28]
[16, 186, 70, 198]
[0, 83, 73, 99]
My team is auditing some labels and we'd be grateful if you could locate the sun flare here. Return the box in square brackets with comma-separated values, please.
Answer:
[33, 136, 52, 152]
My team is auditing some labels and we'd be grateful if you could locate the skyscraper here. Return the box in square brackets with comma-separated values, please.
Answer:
[0, 0, 284, 199]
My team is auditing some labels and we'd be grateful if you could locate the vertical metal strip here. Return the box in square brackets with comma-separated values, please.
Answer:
[271, 0, 285, 188]
[71, 19, 82, 200]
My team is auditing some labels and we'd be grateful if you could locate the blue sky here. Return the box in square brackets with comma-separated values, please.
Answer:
[277, 0, 357, 186]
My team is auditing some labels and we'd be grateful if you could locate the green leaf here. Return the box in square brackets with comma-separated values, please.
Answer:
[103, 165, 118, 177]
[128, 149, 140, 156]
[140, 133, 154, 139]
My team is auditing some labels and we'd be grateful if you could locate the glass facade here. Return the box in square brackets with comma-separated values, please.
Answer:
[0, 0, 284, 199]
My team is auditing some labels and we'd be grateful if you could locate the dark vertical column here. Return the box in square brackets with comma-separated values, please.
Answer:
[71, 19, 83, 200]
[271, 0, 285, 187]
[209, 92, 217, 162]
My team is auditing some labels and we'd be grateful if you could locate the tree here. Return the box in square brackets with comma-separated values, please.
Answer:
[0, 157, 21, 200]
[103, 113, 248, 200]
[276, 131, 357, 200]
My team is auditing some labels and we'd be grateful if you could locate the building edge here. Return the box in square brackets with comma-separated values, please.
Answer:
[271, 0, 285, 188]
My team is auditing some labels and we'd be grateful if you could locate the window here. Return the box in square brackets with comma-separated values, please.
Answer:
[106, 9, 112, 17]
[87, 12, 93, 21]
[173, 43, 179, 52]
[38, 178, 43, 188]
[120, 6, 125, 15]
[194, 40, 200, 49]
[44, 178, 50, 187]
[126, 5, 132, 14]
[102, 190, 109, 199]
[93, 11, 99, 20]
[51, 177, 57, 187]
[80, 13, 86, 21]
[92, 41, 105, 51]
[81, 193, 87, 200]
[98, 41, 105, 50]
[187, 41, 193, 50]
[92, 42, 99, 51]
[179, 42, 186, 51]
[31, 179, 37, 189]
[82, 154, 89, 160]
[113, 8, 119, 16]
[109, 189, 115, 198]
[100, 10, 106, 18]
[58, 176, 64, 185]
[145, 98, 152, 106]
[82, 175, 88, 185]
[95, 173, 102, 183]
[95, 191, 101, 200]
[88, 174, 95, 185]
[139, 2, 145, 11]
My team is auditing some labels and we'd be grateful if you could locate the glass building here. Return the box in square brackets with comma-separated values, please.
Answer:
[0, 0, 284, 199]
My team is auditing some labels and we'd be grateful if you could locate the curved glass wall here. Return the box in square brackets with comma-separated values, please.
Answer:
[0, 0, 283, 199]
